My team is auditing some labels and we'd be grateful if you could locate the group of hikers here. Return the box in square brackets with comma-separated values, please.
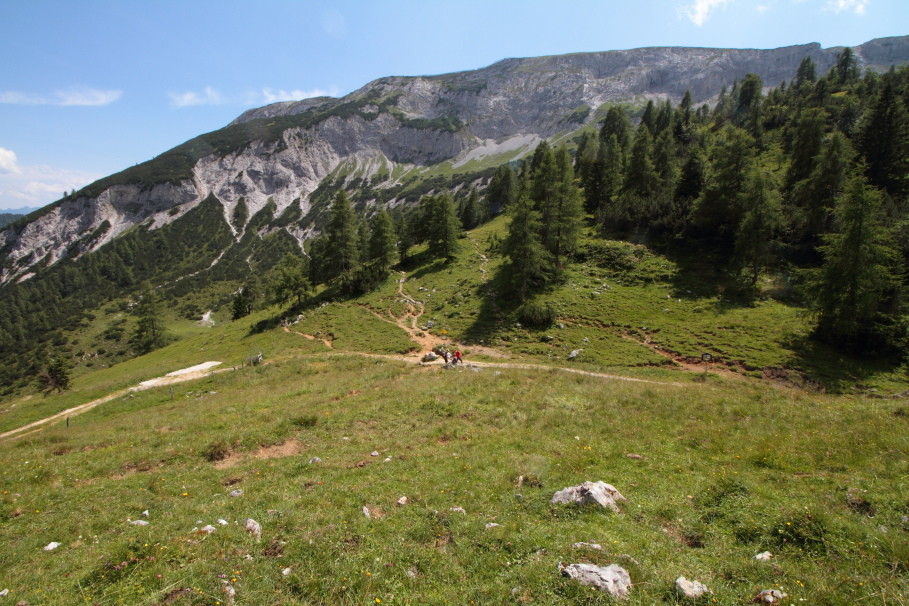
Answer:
[435, 346, 463, 366]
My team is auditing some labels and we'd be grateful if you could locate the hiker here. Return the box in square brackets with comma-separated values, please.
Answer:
[454, 350, 462, 365]
[441, 350, 450, 365]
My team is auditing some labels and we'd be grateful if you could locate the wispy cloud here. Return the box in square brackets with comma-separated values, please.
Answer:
[168, 86, 223, 108]
[0, 147, 21, 175]
[0, 149, 99, 209]
[259, 87, 339, 104]
[827, 0, 869, 14]
[682, 0, 732, 25]
[0, 88, 122, 106]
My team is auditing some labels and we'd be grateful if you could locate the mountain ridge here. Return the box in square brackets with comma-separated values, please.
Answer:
[2, 35, 908, 285]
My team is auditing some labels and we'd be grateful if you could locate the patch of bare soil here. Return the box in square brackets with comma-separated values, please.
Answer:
[214, 438, 304, 469]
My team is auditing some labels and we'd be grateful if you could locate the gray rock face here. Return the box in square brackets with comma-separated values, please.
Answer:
[560, 562, 632, 599]
[2, 37, 906, 283]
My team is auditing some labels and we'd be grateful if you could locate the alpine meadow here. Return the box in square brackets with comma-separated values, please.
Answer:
[1, 35, 909, 605]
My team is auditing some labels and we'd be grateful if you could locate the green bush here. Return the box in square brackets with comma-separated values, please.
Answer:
[517, 301, 555, 327]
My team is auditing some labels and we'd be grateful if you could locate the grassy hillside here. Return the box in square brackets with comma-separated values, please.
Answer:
[0, 214, 907, 604]
[1, 348, 907, 604]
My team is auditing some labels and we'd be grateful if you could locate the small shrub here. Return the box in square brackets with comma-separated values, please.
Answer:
[517, 301, 555, 327]
[769, 509, 830, 553]
[290, 415, 318, 428]
[202, 440, 230, 462]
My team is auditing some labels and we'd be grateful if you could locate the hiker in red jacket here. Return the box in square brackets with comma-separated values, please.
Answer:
[454, 350, 462, 365]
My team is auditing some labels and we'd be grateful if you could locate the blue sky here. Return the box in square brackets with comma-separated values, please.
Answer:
[0, 0, 905, 210]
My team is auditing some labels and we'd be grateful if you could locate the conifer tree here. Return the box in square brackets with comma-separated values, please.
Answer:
[268, 255, 310, 307]
[487, 164, 517, 214]
[807, 175, 903, 349]
[368, 208, 397, 269]
[857, 75, 909, 199]
[735, 167, 783, 285]
[502, 193, 551, 301]
[599, 106, 632, 151]
[324, 190, 359, 280]
[132, 288, 170, 354]
[40, 355, 71, 393]
[427, 194, 461, 260]
[460, 188, 483, 230]
[541, 146, 583, 270]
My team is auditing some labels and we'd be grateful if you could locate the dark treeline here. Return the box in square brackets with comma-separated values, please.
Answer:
[501, 50, 909, 353]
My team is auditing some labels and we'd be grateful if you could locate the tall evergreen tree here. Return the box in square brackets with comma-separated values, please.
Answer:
[324, 190, 360, 280]
[807, 175, 903, 350]
[690, 125, 756, 247]
[132, 288, 170, 354]
[268, 255, 311, 307]
[857, 75, 909, 199]
[487, 164, 517, 214]
[794, 56, 817, 88]
[599, 106, 632, 151]
[460, 187, 483, 230]
[368, 208, 398, 270]
[791, 130, 853, 246]
[735, 167, 784, 285]
[541, 146, 584, 270]
[427, 194, 461, 260]
[502, 193, 551, 301]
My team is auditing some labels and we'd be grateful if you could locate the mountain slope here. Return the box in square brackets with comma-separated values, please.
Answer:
[3, 36, 908, 284]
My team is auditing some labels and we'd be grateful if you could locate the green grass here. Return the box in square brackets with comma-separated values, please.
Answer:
[1, 355, 907, 604]
[1, 210, 907, 603]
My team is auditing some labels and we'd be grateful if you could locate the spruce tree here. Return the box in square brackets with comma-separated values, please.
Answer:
[324, 190, 360, 280]
[857, 75, 909, 199]
[368, 208, 397, 269]
[542, 146, 584, 270]
[268, 255, 311, 307]
[427, 194, 461, 260]
[132, 288, 170, 354]
[487, 164, 517, 214]
[599, 106, 632, 151]
[502, 193, 551, 301]
[735, 167, 783, 285]
[807, 175, 903, 349]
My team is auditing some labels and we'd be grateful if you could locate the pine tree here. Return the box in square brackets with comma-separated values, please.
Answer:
[324, 190, 359, 280]
[487, 164, 517, 214]
[807, 175, 903, 350]
[40, 356, 71, 393]
[368, 208, 397, 269]
[427, 194, 461, 260]
[690, 125, 756, 247]
[595, 134, 625, 227]
[502, 193, 551, 301]
[794, 57, 817, 88]
[857, 75, 909, 199]
[268, 255, 311, 307]
[460, 188, 482, 230]
[132, 288, 170, 354]
[540, 146, 584, 270]
[599, 106, 632, 151]
[785, 108, 828, 193]
[791, 130, 853, 247]
[735, 167, 783, 285]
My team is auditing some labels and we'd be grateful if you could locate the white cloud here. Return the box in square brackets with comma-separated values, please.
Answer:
[827, 0, 869, 14]
[260, 87, 339, 104]
[0, 157, 99, 209]
[0, 88, 121, 106]
[54, 88, 122, 106]
[756, 3, 771, 13]
[682, 0, 732, 25]
[168, 86, 223, 108]
[0, 148, 21, 174]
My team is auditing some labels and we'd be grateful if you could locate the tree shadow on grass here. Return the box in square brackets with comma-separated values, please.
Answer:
[780, 332, 906, 393]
